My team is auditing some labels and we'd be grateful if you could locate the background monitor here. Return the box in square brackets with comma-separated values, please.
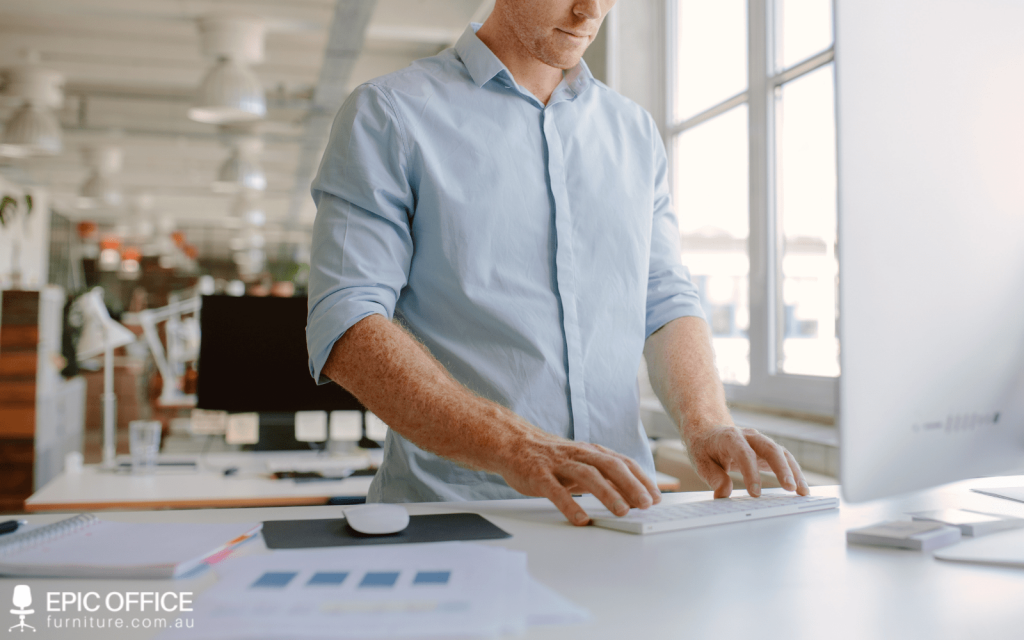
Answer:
[836, 0, 1024, 501]
[197, 295, 364, 415]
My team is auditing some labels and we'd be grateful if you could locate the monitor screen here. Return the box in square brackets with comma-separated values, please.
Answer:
[196, 295, 364, 414]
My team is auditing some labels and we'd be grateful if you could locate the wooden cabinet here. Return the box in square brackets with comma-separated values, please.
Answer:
[0, 287, 85, 513]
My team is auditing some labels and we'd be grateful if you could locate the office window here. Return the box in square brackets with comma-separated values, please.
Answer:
[668, 0, 837, 414]
[776, 64, 838, 378]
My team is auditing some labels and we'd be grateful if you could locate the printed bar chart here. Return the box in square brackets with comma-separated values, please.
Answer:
[169, 543, 589, 639]
[249, 569, 453, 590]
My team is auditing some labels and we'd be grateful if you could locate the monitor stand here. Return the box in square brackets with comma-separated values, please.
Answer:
[254, 412, 317, 451]
[358, 436, 381, 449]
[972, 487, 1024, 504]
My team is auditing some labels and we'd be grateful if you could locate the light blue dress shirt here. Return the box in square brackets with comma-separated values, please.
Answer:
[307, 25, 704, 503]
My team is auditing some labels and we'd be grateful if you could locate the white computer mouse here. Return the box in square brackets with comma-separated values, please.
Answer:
[343, 503, 410, 535]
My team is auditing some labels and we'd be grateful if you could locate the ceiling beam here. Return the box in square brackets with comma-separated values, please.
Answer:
[286, 0, 377, 224]
[366, 24, 462, 45]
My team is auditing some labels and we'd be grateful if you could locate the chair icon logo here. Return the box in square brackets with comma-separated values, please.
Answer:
[9, 585, 34, 633]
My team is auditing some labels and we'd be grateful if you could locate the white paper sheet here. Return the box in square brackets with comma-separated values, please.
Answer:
[294, 411, 329, 442]
[0, 519, 261, 579]
[329, 411, 363, 442]
[934, 528, 1024, 568]
[225, 413, 259, 445]
[160, 542, 587, 639]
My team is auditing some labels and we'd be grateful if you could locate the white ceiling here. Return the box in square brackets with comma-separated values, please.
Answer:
[0, 0, 491, 257]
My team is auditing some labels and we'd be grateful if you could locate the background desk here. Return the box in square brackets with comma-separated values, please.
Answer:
[5, 475, 1024, 638]
[24, 451, 376, 511]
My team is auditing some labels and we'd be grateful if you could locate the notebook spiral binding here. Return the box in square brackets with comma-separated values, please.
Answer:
[0, 514, 98, 556]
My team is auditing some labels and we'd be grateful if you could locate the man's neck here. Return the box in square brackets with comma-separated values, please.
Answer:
[475, 19, 564, 105]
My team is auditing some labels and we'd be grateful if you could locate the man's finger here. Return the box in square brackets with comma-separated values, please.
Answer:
[745, 432, 796, 492]
[700, 461, 733, 499]
[617, 454, 663, 505]
[784, 448, 810, 496]
[562, 462, 630, 516]
[579, 450, 656, 508]
[725, 431, 762, 497]
[541, 477, 591, 526]
[587, 444, 661, 505]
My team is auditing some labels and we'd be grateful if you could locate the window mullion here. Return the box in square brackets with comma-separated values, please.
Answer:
[770, 47, 834, 88]
[668, 90, 749, 136]
[746, 0, 775, 392]
[664, 0, 678, 206]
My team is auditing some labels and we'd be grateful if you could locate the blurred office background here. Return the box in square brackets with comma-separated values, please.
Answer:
[0, 1, 842, 511]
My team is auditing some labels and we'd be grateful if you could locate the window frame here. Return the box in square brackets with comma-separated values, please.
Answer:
[664, 0, 838, 417]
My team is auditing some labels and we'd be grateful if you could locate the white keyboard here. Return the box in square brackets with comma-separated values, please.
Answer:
[591, 494, 839, 535]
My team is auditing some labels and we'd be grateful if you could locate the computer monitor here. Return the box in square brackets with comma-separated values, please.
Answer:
[836, 0, 1024, 502]
[196, 295, 364, 433]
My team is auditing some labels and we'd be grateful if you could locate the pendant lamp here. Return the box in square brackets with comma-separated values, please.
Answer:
[213, 135, 266, 193]
[78, 145, 124, 210]
[189, 17, 267, 124]
[0, 53, 64, 158]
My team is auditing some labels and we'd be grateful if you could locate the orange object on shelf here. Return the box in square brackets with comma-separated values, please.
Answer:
[77, 221, 98, 239]
[99, 236, 121, 251]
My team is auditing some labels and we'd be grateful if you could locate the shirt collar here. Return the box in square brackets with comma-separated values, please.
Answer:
[454, 24, 509, 87]
[562, 57, 594, 97]
[454, 23, 595, 97]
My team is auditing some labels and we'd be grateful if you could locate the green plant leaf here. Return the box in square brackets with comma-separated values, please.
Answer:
[0, 195, 17, 227]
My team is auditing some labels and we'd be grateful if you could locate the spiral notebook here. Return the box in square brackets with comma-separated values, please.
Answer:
[0, 514, 261, 579]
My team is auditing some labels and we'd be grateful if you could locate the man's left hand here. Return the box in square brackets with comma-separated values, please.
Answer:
[685, 425, 810, 499]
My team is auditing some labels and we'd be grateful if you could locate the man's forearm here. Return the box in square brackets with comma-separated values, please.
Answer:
[321, 314, 530, 473]
[320, 313, 662, 523]
[643, 316, 808, 497]
[643, 316, 733, 443]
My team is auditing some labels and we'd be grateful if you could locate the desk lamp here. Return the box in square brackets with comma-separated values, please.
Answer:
[137, 296, 200, 407]
[74, 287, 136, 469]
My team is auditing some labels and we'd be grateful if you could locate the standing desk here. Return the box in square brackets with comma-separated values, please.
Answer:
[3, 475, 1024, 639]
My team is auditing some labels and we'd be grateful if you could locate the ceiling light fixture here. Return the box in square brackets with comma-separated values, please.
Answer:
[0, 52, 64, 158]
[231, 190, 267, 227]
[78, 145, 124, 210]
[213, 135, 266, 193]
[130, 192, 156, 242]
[189, 17, 267, 124]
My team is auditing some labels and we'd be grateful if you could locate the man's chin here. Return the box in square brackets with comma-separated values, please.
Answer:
[539, 49, 586, 71]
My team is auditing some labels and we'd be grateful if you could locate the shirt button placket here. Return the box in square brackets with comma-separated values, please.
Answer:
[541, 106, 590, 444]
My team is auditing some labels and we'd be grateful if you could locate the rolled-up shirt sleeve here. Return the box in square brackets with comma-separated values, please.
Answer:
[307, 83, 415, 384]
[645, 122, 706, 339]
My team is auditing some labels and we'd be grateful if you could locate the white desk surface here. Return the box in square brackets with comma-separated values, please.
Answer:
[25, 451, 376, 512]
[5, 475, 1024, 639]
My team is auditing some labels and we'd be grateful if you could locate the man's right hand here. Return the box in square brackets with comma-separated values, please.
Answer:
[496, 429, 662, 526]
[324, 314, 660, 527]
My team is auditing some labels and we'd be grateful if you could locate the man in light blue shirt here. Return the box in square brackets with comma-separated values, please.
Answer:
[308, 0, 808, 525]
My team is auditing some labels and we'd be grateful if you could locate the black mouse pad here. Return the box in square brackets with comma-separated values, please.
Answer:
[261, 513, 511, 549]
